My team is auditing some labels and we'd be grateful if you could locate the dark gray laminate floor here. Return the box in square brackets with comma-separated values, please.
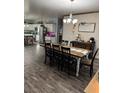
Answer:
[24, 44, 99, 93]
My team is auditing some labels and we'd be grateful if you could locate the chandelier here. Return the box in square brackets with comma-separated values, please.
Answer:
[63, 0, 78, 24]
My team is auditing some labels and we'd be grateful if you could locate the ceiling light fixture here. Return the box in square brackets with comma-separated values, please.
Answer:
[63, 0, 78, 24]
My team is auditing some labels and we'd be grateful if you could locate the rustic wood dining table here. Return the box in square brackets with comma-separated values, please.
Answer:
[44, 44, 91, 77]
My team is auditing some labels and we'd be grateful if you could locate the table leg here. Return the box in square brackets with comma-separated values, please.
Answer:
[76, 58, 81, 77]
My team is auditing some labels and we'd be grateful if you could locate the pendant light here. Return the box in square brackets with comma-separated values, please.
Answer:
[63, 0, 78, 24]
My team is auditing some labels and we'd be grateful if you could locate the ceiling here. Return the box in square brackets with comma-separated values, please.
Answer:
[24, 0, 99, 22]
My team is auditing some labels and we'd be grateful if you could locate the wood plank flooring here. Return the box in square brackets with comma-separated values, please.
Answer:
[24, 44, 99, 93]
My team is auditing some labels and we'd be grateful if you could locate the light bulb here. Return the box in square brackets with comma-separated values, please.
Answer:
[67, 18, 72, 23]
[63, 19, 67, 23]
[72, 19, 78, 24]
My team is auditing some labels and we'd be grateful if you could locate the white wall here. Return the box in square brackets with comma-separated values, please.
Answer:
[63, 13, 99, 58]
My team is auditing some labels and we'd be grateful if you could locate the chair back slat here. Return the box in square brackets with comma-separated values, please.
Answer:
[45, 42, 51, 47]
[61, 46, 70, 54]
[52, 44, 60, 51]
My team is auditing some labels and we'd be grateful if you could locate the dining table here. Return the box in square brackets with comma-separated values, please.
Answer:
[44, 43, 91, 77]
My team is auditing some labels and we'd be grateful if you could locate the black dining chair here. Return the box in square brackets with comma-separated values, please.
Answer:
[44, 42, 53, 65]
[64, 40, 69, 46]
[52, 44, 61, 70]
[82, 42, 95, 60]
[61, 46, 77, 75]
[69, 41, 73, 47]
[80, 48, 99, 77]
[61, 40, 69, 46]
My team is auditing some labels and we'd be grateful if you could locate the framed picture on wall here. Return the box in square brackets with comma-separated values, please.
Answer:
[78, 22, 96, 33]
